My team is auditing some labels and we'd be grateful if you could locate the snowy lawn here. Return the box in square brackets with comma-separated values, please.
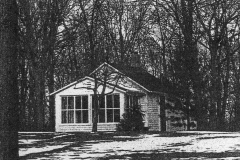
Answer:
[19, 132, 75, 158]
[19, 131, 240, 160]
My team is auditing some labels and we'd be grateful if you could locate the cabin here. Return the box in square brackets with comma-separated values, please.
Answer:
[50, 62, 197, 132]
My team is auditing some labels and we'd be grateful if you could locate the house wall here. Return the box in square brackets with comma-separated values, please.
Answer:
[139, 96, 148, 127]
[56, 124, 118, 132]
[141, 94, 161, 131]
[139, 94, 198, 132]
[165, 109, 185, 131]
[123, 93, 160, 130]
[54, 78, 196, 132]
[55, 79, 125, 132]
[165, 109, 197, 131]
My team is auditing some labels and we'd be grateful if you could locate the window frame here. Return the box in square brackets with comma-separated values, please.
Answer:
[75, 95, 89, 123]
[61, 95, 89, 124]
[61, 96, 74, 124]
[92, 94, 120, 123]
[126, 95, 139, 110]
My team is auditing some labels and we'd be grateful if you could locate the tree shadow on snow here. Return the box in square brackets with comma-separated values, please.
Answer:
[19, 132, 240, 160]
[19, 132, 143, 160]
[197, 136, 239, 140]
[99, 151, 240, 160]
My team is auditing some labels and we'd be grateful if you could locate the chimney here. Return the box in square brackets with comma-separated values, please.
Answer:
[131, 52, 141, 67]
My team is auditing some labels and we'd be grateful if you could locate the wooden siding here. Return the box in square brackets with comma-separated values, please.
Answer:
[56, 123, 117, 132]
[166, 109, 197, 131]
[145, 94, 160, 131]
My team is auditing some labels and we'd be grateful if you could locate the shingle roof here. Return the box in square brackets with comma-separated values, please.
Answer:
[110, 64, 175, 94]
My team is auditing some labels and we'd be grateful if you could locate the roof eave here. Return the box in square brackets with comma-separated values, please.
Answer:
[49, 76, 93, 96]
[49, 76, 128, 96]
[90, 62, 150, 93]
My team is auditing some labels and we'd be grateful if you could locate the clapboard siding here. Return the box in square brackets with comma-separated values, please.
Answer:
[146, 94, 160, 131]
[56, 123, 118, 132]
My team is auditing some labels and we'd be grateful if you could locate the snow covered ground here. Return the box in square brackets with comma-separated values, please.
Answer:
[19, 132, 74, 157]
[19, 131, 240, 159]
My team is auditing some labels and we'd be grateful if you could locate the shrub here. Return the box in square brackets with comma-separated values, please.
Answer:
[171, 122, 184, 127]
[190, 121, 197, 128]
[117, 104, 144, 131]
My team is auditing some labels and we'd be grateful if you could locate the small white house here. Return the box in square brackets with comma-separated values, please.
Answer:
[50, 62, 195, 132]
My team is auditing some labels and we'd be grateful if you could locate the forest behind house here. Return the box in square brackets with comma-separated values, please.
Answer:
[16, 0, 240, 132]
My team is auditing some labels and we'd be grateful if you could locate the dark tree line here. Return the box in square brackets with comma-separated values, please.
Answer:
[12, 0, 240, 132]
[0, 0, 19, 159]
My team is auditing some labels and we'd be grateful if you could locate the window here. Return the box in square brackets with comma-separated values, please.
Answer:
[62, 97, 74, 123]
[61, 96, 88, 123]
[92, 94, 120, 123]
[126, 95, 138, 109]
[75, 96, 88, 123]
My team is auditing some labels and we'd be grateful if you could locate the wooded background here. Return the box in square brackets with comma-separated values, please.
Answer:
[16, 0, 240, 132]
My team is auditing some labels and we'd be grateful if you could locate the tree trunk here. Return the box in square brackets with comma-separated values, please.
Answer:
[48, 63, 55, 131]
[34, 68, 46, 131]
[186, 102, 191, 131]
[19, 57, 28, 131]
[218, 40, 230, 131]
[0, 0, 19, 159]
[232, 55, 240, 131]
[47, 16, 58, 131]
[92, 76, 99, 132]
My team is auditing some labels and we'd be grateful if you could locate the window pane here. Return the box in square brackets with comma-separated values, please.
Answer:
[62, 111, 67, 123]
[133, 96, 138, 106]
[99, 109, 105, 123]
[68, 111, 74, 123]
[62, 97, 67, 109]
[114, 109, 120, 122]
[107, 109, 113, 122]
[75, 110, 81, 123]
[114, 95, 120, 108]
[82, 96, 88, 109]
[83, 110, 88, 123]
[126, 95, 129, 109]
[75, 96, 81, 109]
[129, 96, 133, 107]
[107, 95, 112, 108]
[68, 97, 74, 109]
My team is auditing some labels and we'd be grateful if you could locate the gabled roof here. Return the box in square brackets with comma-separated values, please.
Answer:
[49, 76, 130, 96]
[50, 62, 175, 96]
[89, 62, 150, 92]
[91, 62, 175, 94]
[111, 64, 162, 92]
[49, 76, 91, 96]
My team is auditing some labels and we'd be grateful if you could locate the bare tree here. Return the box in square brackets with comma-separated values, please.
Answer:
[74, 63, 133, 132]
[195, 0, 240, 130]
[18, 0, 70, 131]
[101, 0, 152, 63]
[155, 0, 202, 130]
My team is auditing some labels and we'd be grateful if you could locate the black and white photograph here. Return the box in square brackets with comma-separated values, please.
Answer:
[1, 0, 240, 159]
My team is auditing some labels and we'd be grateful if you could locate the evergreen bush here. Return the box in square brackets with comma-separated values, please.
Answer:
[117, 104, 144, 131]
